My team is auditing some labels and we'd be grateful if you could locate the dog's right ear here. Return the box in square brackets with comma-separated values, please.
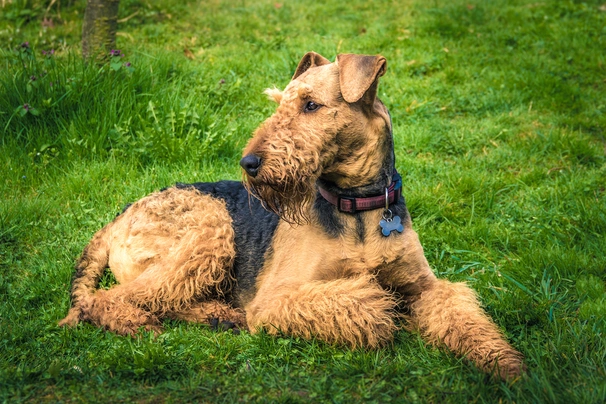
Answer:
[336, 54, 386, 104]
[292, 52, 331, 80]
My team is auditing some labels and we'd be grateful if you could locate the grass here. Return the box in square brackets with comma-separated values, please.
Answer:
[1, 0, 605, 402]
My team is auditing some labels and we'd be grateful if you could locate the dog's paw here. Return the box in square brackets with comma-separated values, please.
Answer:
[142, 323, 164, 336]
[120, 318, 163, 337]
[486, 349, 527, 381]
[58, 307, 81, 327]
[497, 357, 527, 381]
[210, 318, 243, 334]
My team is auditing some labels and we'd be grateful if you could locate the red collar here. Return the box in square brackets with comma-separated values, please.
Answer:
[317, 174, 402, 214]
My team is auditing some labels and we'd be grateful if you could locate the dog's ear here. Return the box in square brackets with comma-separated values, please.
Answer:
[337, 54, 387, 104]
[292, 52, 331, 80]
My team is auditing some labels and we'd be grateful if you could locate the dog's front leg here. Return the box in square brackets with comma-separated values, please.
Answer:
[381, 226, 525, 380]
[409, 278, 525, 380]
[245, 274, 397, 348]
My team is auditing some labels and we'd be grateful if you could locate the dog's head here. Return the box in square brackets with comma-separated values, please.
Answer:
[241, 52, 392, 223]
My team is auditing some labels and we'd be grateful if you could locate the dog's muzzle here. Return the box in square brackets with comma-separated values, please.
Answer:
[240, 154, 262, 177]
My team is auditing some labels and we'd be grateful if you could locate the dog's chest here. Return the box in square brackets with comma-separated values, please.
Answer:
[265, 219, 402, 283]
[332, 235, 402, 277]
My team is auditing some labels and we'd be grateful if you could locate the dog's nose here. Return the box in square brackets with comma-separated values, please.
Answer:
[240, 154, 262, 177]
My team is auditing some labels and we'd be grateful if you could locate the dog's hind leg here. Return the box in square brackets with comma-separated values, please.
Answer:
[80, 298, 247, 336]
[77, 287, 163, 334]
[246, 274, 397, 348]
[62, 187, 237, 335]
[78, 246, 234, 336]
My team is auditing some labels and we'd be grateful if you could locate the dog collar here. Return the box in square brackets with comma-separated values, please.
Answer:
[318, 171, 402, 214]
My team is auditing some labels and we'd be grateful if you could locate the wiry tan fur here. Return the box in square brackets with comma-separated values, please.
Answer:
[410, 279, 525, 377]
[60, 52, 524, 381]
[59, 188, 245, 333]
[248, 274, 397, 348]
[243, 81, 336, 224]
[264, 87, 283, 104]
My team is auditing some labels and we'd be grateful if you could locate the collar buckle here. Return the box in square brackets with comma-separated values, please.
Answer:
[337, 195, 357, 213]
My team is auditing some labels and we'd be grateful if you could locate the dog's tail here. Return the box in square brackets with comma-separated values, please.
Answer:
[58, 224, 112, 327]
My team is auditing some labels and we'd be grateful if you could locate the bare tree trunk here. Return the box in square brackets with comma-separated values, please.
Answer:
[82, 0, 120, 60]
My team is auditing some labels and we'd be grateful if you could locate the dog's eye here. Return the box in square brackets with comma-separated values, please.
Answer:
[304, 101, 321, 112]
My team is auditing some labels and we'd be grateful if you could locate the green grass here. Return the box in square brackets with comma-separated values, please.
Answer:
[1, 0, 605, 402]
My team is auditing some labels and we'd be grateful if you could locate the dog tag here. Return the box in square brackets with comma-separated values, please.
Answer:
[380, 210, 403, 237]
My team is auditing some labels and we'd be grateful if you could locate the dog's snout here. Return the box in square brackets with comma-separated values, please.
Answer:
[240, 154, 262, 177]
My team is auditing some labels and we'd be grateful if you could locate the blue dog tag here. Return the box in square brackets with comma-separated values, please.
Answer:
[380, 214, 403, 237]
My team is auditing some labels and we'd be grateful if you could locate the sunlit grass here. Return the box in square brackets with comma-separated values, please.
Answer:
[1, 0, 605, 402]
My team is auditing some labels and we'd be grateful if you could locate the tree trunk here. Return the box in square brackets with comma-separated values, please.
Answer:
[82, 0, 120, 60]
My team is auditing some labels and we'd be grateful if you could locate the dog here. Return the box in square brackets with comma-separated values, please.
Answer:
[59, 52, 525, 380]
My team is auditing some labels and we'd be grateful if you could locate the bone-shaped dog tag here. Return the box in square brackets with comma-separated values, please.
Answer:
[380, 214, 403, 237]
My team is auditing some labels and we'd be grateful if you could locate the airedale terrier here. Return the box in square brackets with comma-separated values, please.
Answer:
[59, 52, 525, 379]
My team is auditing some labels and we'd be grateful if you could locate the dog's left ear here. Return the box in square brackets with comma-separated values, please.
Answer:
[337, 54, 387, 104]
[293, 52, 331, 80]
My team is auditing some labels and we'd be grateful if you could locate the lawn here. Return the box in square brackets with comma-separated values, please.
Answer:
[1, 0, 605, 402]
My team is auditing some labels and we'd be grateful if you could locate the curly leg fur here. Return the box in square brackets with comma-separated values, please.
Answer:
[247, 275, 398, 348]
[79, 289, 163, 335]
[410, 279, 525, 379]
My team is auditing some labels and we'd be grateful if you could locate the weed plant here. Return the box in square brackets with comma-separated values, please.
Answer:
[1, 0, 605, 402]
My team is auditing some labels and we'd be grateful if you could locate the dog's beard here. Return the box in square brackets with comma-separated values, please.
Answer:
[242, 125, 328, 224]
[243, 164, 318, 225]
